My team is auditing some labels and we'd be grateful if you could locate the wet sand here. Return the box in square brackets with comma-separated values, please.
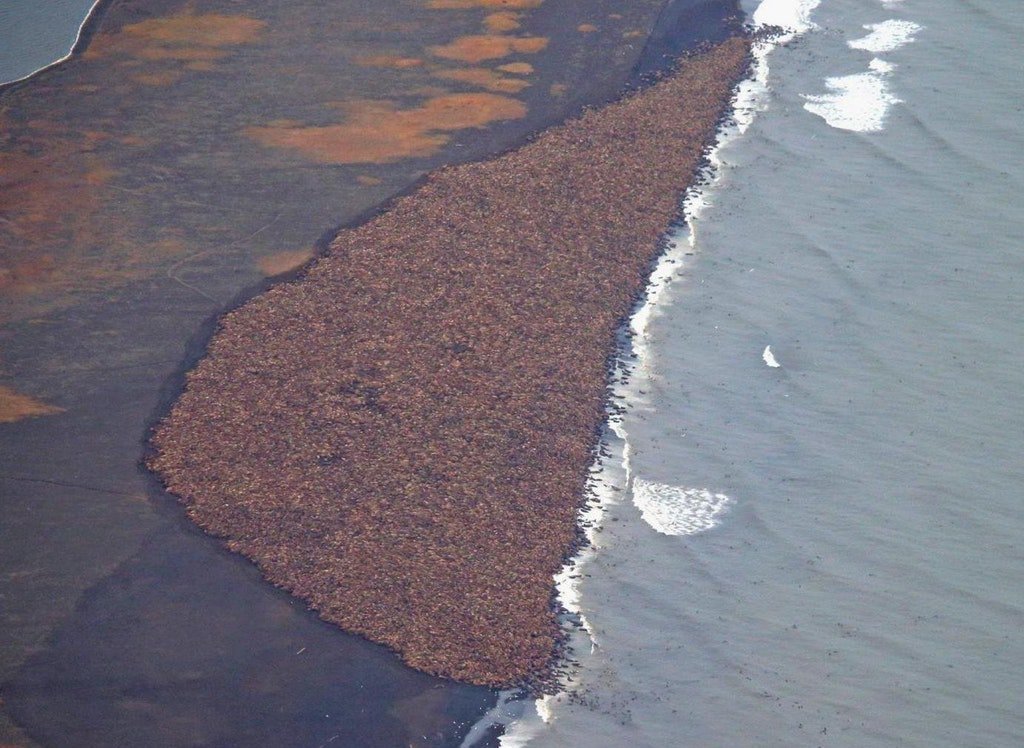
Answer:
[0, 0, 743, 743]
[150, 36, 751, 689]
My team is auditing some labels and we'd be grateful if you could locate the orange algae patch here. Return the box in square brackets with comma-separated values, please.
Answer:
[483, 12, 522, 32]
[0, 256, 58, 294]
[257, 249, 315, 277]
[435, 68, 531, 93]
[356, 175, 383, 186]
[244, 93, 526, 164]
[0, 123, 174, 310]
[428, 35, 548, 63]
[577, 23, 598, 33]
[132, 70, 184, 86]
[355, 55, 424, 69]
[119, 12, 266, 48]
[549, 82, 567, 96]
[426, 0, 542, 8]
[0, 148, 113, 277]
[497, 62, 533, 74]
[85, 11, 266, 71]
[0, 385, 63, 423]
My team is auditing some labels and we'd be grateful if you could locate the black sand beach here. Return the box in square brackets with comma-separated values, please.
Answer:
[0, 0, 742, 743]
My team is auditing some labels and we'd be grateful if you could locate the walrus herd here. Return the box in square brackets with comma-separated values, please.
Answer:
[149, 36, 751, 688]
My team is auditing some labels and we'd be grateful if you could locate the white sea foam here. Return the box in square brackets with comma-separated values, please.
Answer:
[803, 58, 901, 132]
[752, 0, 822, 34]
[632, 480, 731, 536]
[849, 19, 922, 53]
[763, 345, 781, 367]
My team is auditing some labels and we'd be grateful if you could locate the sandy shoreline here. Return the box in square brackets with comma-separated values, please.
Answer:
[150, 36, 752, 689]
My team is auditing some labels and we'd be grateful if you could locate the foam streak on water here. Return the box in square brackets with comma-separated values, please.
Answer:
[803, 58, 901, 133]
[848, 19, 923, 53]
[802, 5, 922, 132]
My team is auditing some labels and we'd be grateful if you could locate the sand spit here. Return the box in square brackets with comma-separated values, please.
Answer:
[149, 37, 750, 688]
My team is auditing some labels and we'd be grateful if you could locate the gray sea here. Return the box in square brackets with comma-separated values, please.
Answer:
[494, 0, 1024, 745]
[0, 0, 98, 84]
[3, 0, 1022, 746]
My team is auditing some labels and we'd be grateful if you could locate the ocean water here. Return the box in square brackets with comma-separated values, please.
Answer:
[488, 0, 1024, 745]
[0, 0, 99, 85]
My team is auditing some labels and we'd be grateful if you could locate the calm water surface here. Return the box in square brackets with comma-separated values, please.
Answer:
[0, 1, 99, 84]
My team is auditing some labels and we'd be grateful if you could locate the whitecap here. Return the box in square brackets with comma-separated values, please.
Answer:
[803, 58, 901, 132]
[632, 479, 731, 536]
[763, 345, 781, 367]
[753, 0, 822, 34]
[849, 19, 923, 53]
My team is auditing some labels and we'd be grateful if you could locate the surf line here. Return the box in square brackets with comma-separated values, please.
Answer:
[506, 0, 825, 739]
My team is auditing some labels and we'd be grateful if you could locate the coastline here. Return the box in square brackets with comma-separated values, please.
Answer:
[149, 35, 752, 690]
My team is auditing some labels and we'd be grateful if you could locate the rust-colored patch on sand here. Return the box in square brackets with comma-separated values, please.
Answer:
[0, 385, 64, 423]
[244, 93, 526, 164]
[577, 23, 598, 33]
[435, 68, 531, 93]
[548, 82, 567, 96]
[427, 0, 542, 8]
[497, 62, 534, 74]
[0, 144, 115, 300]
[257, 249, 315, 277]
[0, 115, 194, 313]
[119, 12, 267, 47]
[132, 70, 184, 86]
[428, 35, 548, 64]
[483, 12, 522, 32]
[85, 10, 266, 73]
[355, 55, 424, 69]
[152, 38, 752, 688]
[0, 256, 58, 294]
[356, 175, 383, 186]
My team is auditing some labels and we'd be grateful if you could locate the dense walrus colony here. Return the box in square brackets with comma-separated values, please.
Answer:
[150, 37, 750, 688]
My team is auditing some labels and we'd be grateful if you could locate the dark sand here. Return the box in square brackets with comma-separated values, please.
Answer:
[150, 36, 751, 688]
